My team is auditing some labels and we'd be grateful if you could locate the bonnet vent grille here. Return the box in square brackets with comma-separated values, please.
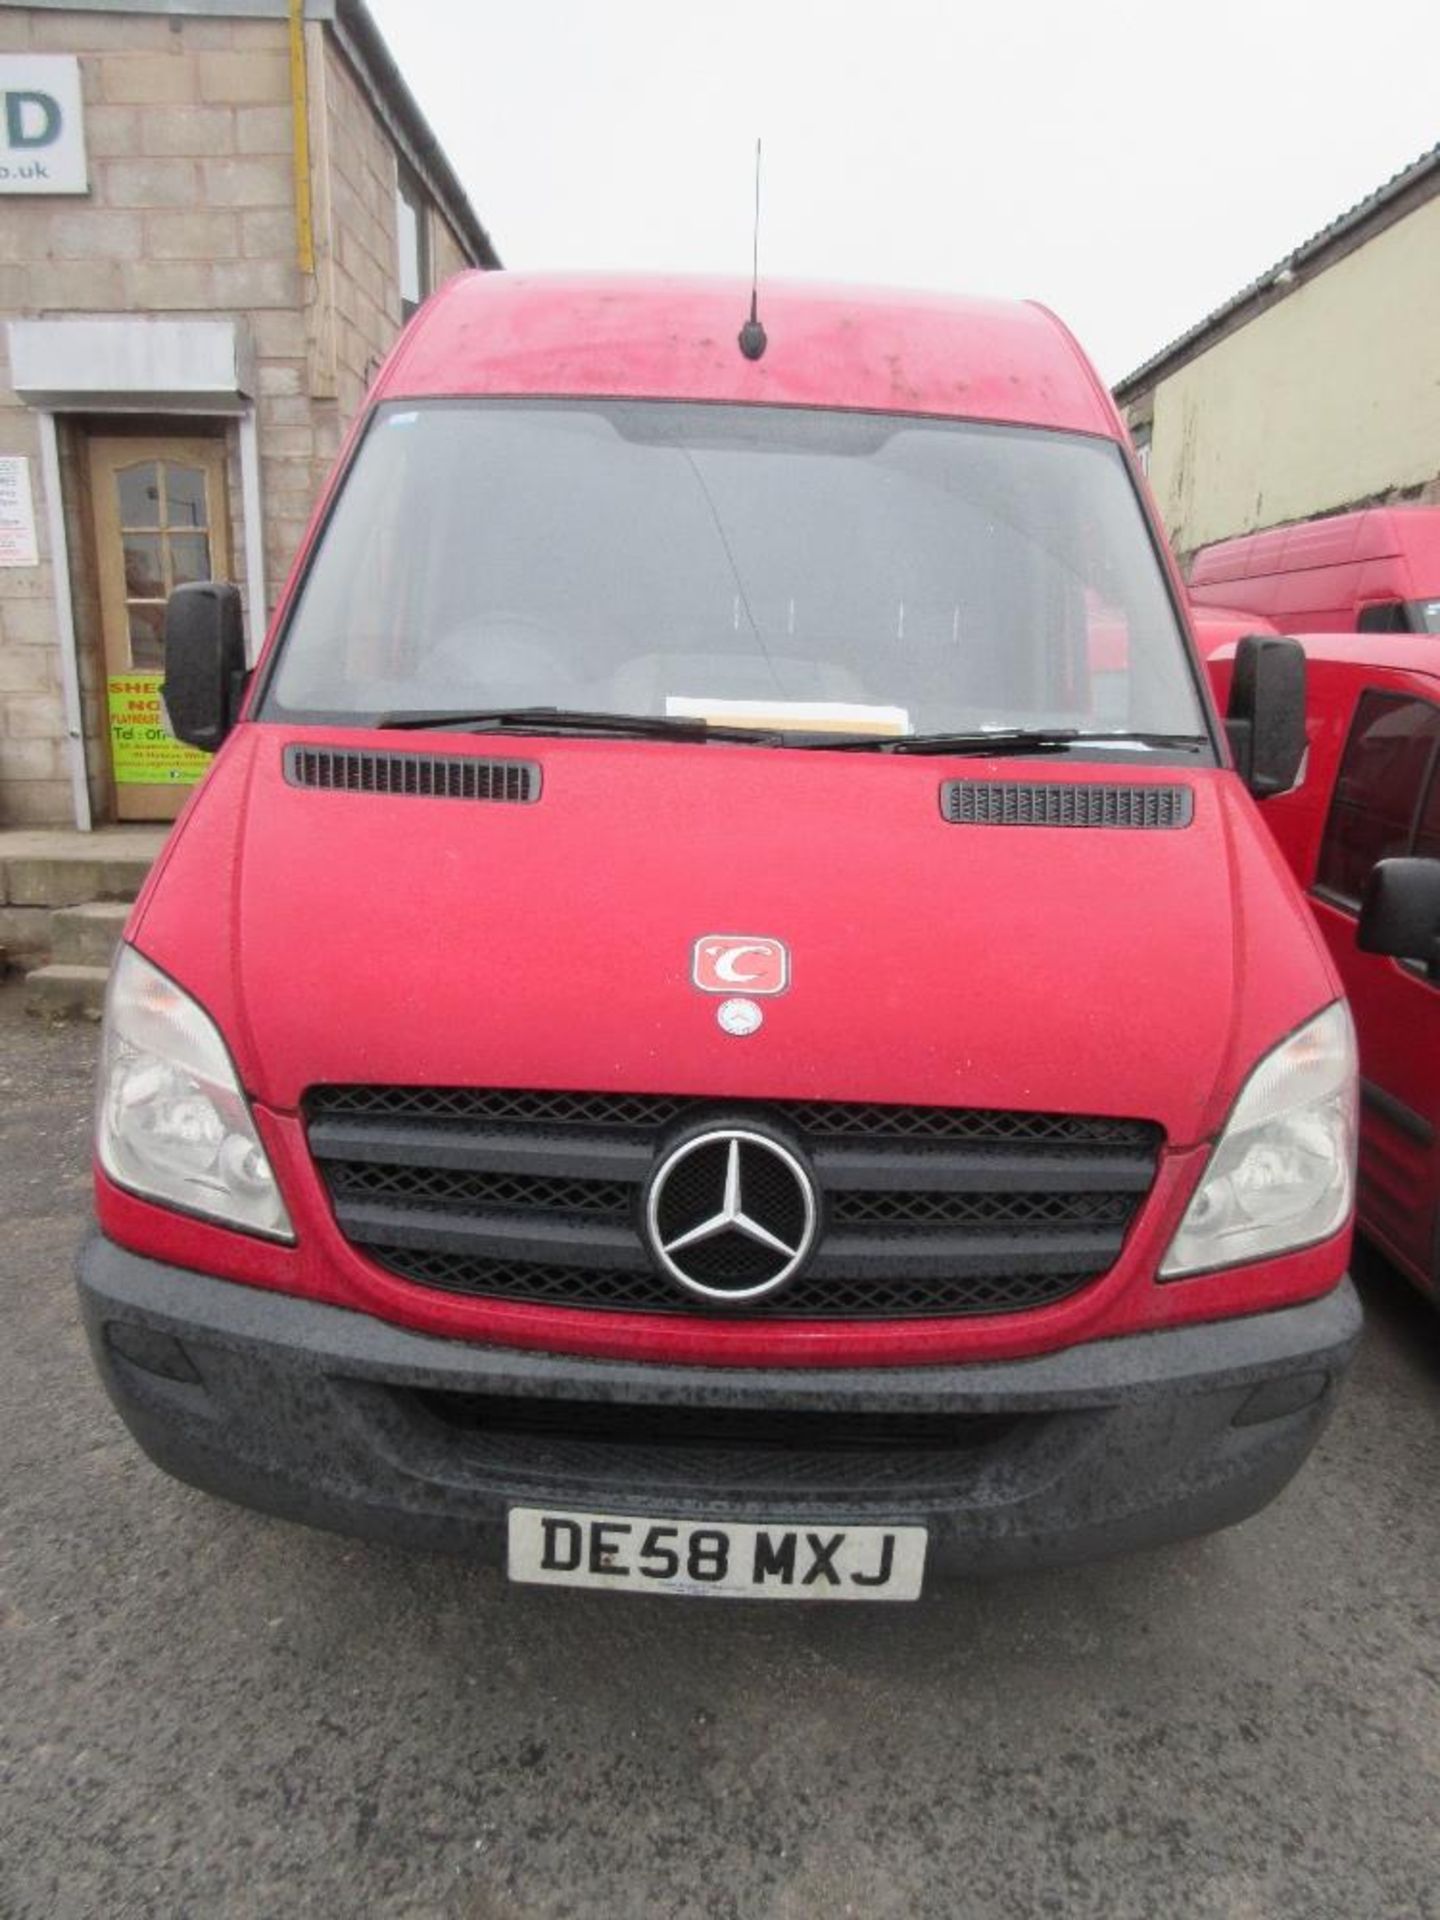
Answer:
[284, 745, 540, 804]
[941, 781, 1193, 829]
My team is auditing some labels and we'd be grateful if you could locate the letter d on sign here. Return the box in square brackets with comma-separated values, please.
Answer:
[5, 92, 60, 149]
[539, 1517, 583, 1571]
[0, 58, 88, 193]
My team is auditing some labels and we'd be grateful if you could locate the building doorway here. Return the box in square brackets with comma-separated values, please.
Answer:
[87, 434, 231, 822]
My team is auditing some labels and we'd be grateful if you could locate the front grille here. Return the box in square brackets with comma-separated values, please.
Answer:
[829, 1187, 1133, 1229]
[363, 1250, 1106, 1318]
[307, 1087, 1162, 1321]
[325, 1163, 635, 1217]
[411, 1390, 1018, 1454]
[386, 1385, 1033, 1498]
[311, 1083, 1147, 1144]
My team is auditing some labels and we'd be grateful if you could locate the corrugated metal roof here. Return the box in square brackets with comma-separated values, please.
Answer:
[1115, 141, 1440, 400]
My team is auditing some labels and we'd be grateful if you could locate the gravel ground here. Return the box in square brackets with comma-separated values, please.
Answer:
[3, 978, 1439, 1919]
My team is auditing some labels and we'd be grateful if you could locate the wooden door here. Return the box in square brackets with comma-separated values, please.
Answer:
[88, 435, 231, 822]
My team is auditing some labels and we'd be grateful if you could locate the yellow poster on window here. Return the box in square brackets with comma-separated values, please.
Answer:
[106, 674, 210, 786]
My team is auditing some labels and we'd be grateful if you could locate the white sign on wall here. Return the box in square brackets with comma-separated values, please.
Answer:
[0, 56, 87, 195]
[0, 455, 39, 567]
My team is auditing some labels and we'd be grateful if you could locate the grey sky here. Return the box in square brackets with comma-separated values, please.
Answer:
[368, 0, 1439, 383]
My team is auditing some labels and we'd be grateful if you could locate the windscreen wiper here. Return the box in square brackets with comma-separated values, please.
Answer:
[371, 706, 784, 745]
[819, 728, 1211, 757]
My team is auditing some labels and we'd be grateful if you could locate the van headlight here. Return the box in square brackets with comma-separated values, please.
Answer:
[96, 945, 294, 1242]
[1160, 1001, 1356, 1278]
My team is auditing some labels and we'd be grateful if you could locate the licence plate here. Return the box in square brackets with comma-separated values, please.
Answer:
[507, 1507, 927, 1600]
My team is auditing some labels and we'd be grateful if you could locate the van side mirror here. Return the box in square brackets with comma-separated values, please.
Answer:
[1358, 858, 1440, 979]
[162, 582, 247, 752]
[1225, 634, 1306, 799]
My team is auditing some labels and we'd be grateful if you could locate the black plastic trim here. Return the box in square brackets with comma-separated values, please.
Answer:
[940, 780, 1194, 829]
[308, 1117, 653, 1181]
[282, 743, 539, 803]
[75, 1236, 1362, 1573]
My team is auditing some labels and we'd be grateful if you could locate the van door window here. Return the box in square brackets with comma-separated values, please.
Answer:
[1415, 753, 1440, 864]
[1356, 603, 1412, 634]
[1314, 690, 1440, 908]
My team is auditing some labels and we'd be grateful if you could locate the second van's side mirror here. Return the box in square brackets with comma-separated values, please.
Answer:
[162, 582, 247, 753]
[1225, 634, 1306, 799]
[1358, 859, 1440, 980]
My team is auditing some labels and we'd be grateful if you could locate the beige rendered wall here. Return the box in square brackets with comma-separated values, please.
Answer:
[1146, 194, 1440, 559]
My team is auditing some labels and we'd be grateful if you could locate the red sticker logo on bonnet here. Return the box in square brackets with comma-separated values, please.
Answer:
[692, 936, 789, 996]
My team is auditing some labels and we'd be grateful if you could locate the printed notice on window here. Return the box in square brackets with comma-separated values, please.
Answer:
[0, 455, 38, 568]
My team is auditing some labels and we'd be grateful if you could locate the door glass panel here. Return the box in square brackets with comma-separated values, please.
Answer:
[170, 532, 211, 586]
[1415, 758, 1440, 863]
[126, 603, 166, 670]
[116, 462, 161, 529]
[1315, 691, 1440, 907]
[123, 533, 165, 598]
[1356, 602, 1409, 634]
[164, 463, 208, 530]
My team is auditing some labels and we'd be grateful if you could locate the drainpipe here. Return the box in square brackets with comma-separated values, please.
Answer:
[288, 0, 314, 274]
[36, 411, 91, 832]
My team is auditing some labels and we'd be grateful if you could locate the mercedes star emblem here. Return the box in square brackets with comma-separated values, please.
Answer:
[644, 1128, 818, 1303]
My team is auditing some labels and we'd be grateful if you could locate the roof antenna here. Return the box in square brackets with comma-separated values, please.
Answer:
[738, 138, 767, 361]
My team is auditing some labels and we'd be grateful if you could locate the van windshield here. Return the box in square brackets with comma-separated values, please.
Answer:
[264, 399, 1210, 747]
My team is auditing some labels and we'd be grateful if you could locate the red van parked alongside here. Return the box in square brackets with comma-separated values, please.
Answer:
[76, 274, 1362, 1595]
[1190, 507, 1440, 638]
[1189, 609, 1280, 660]
[1208, 633, 1440, 1297]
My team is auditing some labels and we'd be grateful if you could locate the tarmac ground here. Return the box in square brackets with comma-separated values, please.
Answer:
[3, 979, 1438, 1919]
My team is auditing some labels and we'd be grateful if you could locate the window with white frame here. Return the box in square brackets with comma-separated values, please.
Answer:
[396, 158, 432, 321]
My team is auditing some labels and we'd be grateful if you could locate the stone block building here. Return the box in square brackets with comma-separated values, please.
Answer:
[0, 0, 498, 827]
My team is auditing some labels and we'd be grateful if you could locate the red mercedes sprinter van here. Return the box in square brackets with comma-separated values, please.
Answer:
[78, 275, 1361, 1595]
[1207, 632, 1440, 1299]
[1190, 507, 1440, 638]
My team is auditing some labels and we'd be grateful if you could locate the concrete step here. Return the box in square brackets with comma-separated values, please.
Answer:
[0, 904, 54, 973]
[0, 827, 168, 910]
[25, 962, 110, 1021]
[50, 900, 132, 969]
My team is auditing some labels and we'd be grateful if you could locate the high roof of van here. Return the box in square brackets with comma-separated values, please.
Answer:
[1190, 506, 1440, 586]
[377, 271, 1122, 438]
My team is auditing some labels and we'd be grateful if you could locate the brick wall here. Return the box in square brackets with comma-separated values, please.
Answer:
[0, 6, 487, 826]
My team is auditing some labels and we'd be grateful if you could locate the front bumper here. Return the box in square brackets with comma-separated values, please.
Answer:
[77, 1234, 1362, 1578]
